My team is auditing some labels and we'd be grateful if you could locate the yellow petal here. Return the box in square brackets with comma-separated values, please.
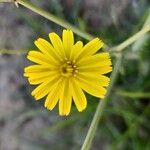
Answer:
[26, 71, 57, 85]
[77, 52, 110, 65]
[49, 32, 65, 58]
[77, 77, 106, 98]
[44, 84, 60, 110]
[26, 71, 55, 79]
[24, 65, 56, 74]
[77, 73, 110, 87]
[78, 53, 112, 71]
[28, 76, 50, 85]
[31, 76, 60, 100]
[59, 79, 72, 116]
[75, 38, 104, 61]
[65, 97, 72, 116]
[24, 66, 57, 84]
[95, 66, 112, 74]
[70, 79, 87, 112]
[62, 29, 74, 58]
[34, 38, 62, 62]
[78, 60, 111, 70]
[27, 51, 57, 65]
[70, 41, 83, 61]
[79, 66, 112, 74]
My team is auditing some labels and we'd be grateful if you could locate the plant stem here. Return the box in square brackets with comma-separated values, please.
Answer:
[16, 0, 94, 41]
[110, 24, 150, 52]
[1, 0, 149, 50]
[1, 23, 149, 55]
[0, 0, 13, 2]
[0, 0, 94, 40]
[81, 55, 122, 150]
[116, 90, 150, 98]
[0, 49, 28, 55]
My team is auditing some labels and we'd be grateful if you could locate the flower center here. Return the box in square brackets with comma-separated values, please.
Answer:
[60, 59, 78, 77]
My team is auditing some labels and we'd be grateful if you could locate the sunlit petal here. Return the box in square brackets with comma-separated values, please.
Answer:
[76, 38, 104, 61]
[49, 32, 65, 58]
[62, 29, 74, 58]
[70, 78, 87, 111]
[59, 78, 72, 116]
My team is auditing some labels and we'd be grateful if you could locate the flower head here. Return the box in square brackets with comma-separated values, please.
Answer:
[24, 29, 112, 116]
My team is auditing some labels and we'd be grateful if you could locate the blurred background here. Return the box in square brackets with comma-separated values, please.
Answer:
[0, 0, 150, 150]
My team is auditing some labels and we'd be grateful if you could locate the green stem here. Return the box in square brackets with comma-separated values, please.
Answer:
[81, 55, 122, 150]
[0, 49, 27, 55]
[110, 24, 150, 52]
[1, 0, 149, 51]
[0, 0, 94, 40]
[0, 0, 12, 2]
[116, 90, 150, 98]
[1, 23, 149, 55]
[15, 0, 94, 41]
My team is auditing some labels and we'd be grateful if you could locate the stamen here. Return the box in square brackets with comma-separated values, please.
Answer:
[73, 74, 77, 77]
[75, 70, 78, 73]
[73, 65, 76, 68]
[67, 61, 71, 64]
[60, 59, 78, 77]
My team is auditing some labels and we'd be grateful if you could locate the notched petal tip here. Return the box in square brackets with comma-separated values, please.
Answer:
[100, 95, 105, 99]
[100, 88, 107, 99]
[31, 90, 35, 97]
[94, 38, 104, 50]
[65, 112, 70, 116]
[108, 58, 112, 66]
[35, 38, 46, 43]
[96, 37, 104, 43]
[66, 29, 71, 31]
[26, 54, 31, 60]
[78, 106, 87, 112]
[33, 95, 41, 101]
[23, 72, 28, 77]
[75, 100, 87, 112]
[34, 38, 47, 49]
[62, 29, 67, 33]
[44, 105, 53, 111]
[34, 38, 43, 46]
[27, 50, 38, 56]
[76, 37, 105, 59]
[44, 99, 55, 111]
[63, 29, 72, 32]
[24, 67, 28, 73]
[59, 111, 70, 116]
[34, 40, 38, 46]
[109, 66, 113, 71]
[48, 32, 57, 38]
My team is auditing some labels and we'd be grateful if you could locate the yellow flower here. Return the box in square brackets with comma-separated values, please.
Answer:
[24, 29, 112, 116]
